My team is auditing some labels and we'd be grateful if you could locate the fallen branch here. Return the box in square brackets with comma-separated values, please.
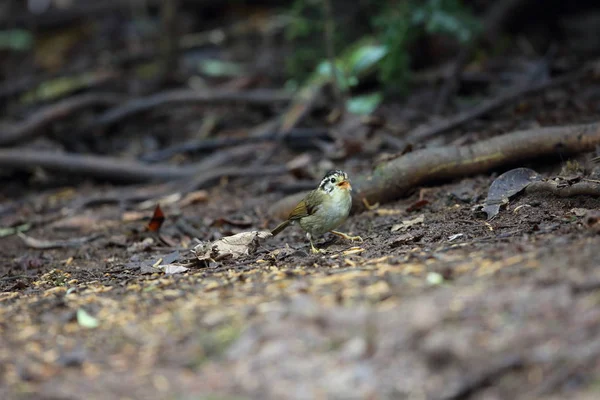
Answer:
[404, 69, 585, 145]
[92, 89, 292, 129]
[0, 149, 287, 184]
[269, 123, 600, 218]
[141, 127, 331, 162]
[525, 180, 600, 197]
[0, 93, 124, 146]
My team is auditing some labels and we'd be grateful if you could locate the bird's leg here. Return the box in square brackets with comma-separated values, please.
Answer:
[308, 233, 324, 254]
[330, 230, 363, 242]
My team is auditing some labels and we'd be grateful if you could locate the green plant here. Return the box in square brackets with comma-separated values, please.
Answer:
[376, 0, 480, 89]
[285, 0, 481, 92]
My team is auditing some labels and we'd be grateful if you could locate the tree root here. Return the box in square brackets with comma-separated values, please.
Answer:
[404, 69, 585, 146]
[270, 122, 600, 219]
[0, 93, 124, 146]
[0, 149, 287, 184]
[92, 89, 291, 129]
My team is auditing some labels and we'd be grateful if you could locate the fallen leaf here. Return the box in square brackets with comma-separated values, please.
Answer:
[18, 232, 101, 249]
[127, 237, 155, 253]
[137, 193, 182, 210]
[147, 205, 165, 232]
[76, 308, 99, 329]
[163, 265, 189, 275]
[448, 233, 464, 241]
[193, 231, 272, 261]
[391, 215, 424, 232]
[179, 190, 208, 207]
[121, 211, 147, 222]
[482, 168, 542, 220]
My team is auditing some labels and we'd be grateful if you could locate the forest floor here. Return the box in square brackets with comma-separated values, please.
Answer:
[1, 106, 600, 400]
[1, 4, 600, 398]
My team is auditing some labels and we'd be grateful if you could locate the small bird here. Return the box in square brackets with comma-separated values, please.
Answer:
[271, 169, 362, 253]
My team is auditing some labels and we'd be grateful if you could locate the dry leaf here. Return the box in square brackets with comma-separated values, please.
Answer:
[147, 205, 165, 232]
[179, 190, 208, 207]
[121, 211, 147, 222]
[193, 231, 272, 261]
[391, 214, 424, 232]
[163, 265, 189, 275]
[137, 193, 182, 210]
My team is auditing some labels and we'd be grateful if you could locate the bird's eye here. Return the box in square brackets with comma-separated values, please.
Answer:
[330, 177, 336, 183]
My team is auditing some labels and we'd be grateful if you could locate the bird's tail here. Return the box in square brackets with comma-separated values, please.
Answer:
[271, 220, 291, 236]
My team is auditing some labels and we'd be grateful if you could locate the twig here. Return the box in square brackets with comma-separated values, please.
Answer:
[525, 180, 600, 197]
[405, 69, 585, 145]
[0, 69, 119, 103]
[92, 89, 292, 129]
[0, 93, 124, 146]
[140, 127, 331, 162]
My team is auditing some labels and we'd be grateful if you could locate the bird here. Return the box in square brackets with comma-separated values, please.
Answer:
[271, 169, 362, 253]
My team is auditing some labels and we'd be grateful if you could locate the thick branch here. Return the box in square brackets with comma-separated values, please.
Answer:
[269, 123, 600, 218]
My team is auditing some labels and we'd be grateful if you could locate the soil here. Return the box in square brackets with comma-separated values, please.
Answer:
[1, 150, 600, 399]
[1, 17, 600, 398]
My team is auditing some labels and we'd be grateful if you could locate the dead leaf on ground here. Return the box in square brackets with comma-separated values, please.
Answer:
[482, 168, 542, 220]
[147, 205, 165, 232]
[391, 215, 424, 232]
[137, 193, 182, 210]
[179, 190, 208, 207]
[17, 232, 102, 249]
[163, 264, 190, 275]
[193, 231, 272, 262]
[126, 237, 155, 253]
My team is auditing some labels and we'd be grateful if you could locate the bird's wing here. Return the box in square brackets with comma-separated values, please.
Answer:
[288, 192, 319, 220]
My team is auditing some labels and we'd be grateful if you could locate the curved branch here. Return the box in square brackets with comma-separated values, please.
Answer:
[405, 70, 585, 145]
[93, 89, 292, 128]
[0, 93, 124, 146]
[0, 149, 287, 185]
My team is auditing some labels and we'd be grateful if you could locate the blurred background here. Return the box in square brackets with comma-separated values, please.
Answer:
[1, 0, 599, 179]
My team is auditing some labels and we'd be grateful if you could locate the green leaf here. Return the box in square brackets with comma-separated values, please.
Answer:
[346, 92, 382, 115]
[199, 59, 245, 78]
[346, 44, 388, 78]
[0, 223, 31, 238]
[0, 29, 33, 51]
[77, 308, 99, 329]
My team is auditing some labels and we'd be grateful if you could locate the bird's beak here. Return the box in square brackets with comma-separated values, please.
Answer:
[338, 180, 352, 191]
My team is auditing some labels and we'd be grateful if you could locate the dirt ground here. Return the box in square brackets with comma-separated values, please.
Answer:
[1, 150, 600, 399]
